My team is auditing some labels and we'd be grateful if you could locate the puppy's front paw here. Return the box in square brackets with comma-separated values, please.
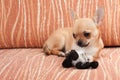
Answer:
[65, 50, 71, 54]
[59, 52, 66, 57]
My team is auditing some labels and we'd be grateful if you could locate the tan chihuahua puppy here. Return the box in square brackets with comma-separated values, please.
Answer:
[43, 8, 104, 62]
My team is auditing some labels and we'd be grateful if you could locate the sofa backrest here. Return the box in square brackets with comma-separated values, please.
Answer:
[0, 0, 120, 48]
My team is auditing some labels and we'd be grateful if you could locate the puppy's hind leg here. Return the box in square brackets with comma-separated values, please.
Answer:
[43, 37, 66, 56]
[43, 45, 66, 56]
[51, 49, 66, 57]
[43, 44, 51, 55]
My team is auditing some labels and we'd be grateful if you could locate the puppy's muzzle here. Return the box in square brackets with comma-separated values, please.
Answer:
[77, 40, 89, 47]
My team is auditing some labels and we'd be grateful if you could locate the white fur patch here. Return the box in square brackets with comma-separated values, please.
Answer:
[71, 43, 87, 66]
[72, 50, 87, 66]
[71, 42, 98, 66]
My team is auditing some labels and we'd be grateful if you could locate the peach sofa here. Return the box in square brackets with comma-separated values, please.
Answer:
[0, 0, 120, 80]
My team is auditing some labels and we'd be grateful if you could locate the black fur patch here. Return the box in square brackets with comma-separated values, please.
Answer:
[90, 61, 99, 69]
[62, 58, 73, 68]
[76, 62, 90, 69]
[70, 50, 79, 60]
[75, 61, 99, 69]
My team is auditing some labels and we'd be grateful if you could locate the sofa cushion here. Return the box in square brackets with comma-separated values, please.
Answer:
[0, 48, 120, 80]
[0, 0, 120, 48]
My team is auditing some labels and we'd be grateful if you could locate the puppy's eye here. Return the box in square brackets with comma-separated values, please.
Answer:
[73, 33, 76, 38]
[84, 32, 90, 38]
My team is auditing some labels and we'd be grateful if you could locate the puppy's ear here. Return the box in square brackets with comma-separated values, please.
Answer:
[93, 7, 104, 26]
[70, 9, 79, 21]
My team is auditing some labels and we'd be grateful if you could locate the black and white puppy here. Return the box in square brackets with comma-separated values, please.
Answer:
[62, 50, 98, 69]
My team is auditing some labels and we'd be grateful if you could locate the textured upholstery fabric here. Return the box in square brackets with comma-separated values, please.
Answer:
[0, 48, 120, 80]
[0, 0, 120, 48]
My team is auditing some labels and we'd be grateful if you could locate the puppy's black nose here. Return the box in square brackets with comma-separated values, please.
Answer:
[77, 40, 83, 46]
